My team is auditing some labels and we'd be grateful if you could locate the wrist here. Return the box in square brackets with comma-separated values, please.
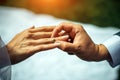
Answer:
[6, 44, 15, 64]
[98, 44, 112, 61]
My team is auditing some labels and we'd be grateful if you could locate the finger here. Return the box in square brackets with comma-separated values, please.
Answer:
[57, 32, 71, 42]
[55, 35, 69, 42]
[21, 26, 35, 34]
[52, 22, 75, 37]
[29, 26, 55, 33]
[27, 26, 35, 30]
[28, 38, 56, 45]
[31, 43, 61, 53]
[58, 31, 69, 36]
[55, 41, 75, 53]
[28, 35, 69, 45]
[29, 32, 52, 39]
[29, 26, 35, 29]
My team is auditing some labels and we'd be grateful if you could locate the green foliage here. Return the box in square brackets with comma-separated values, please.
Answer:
[70, 0, 120, 28]
[0, 0, 120, 28]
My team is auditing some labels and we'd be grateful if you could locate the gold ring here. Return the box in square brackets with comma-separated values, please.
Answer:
[52, 38, 56, 43]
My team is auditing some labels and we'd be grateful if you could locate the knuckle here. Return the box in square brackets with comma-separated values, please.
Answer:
[79, 25, 84, 31]
[25, 29, 30, 32]
[75, 25, 84, 33]
[27, 41, 34, 45]
[38, 46, 44, 51]
[61, 44, 67, 51]
[60, 22, 66, 25]
[26, 49, 31, 54]
[77, 24, 83, 29]
[75, 44, 81, 50]
[59, 22, 67, 27]
[26, 33, 33, 38]
[45, 38, 50, 42]
[15, 33, 20, 37]
[62, 47, 67, 51]
[60, 22, 71, 26]
[79, 25, 83, 29]
[38, 27, 46, 31]
[25, 41, 30, 45]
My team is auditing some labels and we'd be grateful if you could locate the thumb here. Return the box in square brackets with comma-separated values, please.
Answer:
[55, 41, 75, 53]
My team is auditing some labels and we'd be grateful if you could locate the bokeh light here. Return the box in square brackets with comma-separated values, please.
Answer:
[26, 0, 76, 13]
[0, 0, 120, 28]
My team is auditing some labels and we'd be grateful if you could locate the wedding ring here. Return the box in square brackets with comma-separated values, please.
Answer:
[52, 38, 56, 43]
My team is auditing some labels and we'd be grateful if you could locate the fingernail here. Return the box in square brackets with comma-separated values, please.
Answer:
[62, 35, 69, 38]
[32, 25, 35, 28]
[31, 26, 35, 29]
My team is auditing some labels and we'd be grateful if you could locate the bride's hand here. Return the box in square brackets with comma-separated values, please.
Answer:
[7, 26, 69, 64]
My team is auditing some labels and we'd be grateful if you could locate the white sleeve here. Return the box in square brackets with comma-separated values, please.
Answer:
[0, 36, 11, 80]
[102, 35, 120, 67]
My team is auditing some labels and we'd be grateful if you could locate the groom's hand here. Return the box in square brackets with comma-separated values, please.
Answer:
[52, 22, 110, 62]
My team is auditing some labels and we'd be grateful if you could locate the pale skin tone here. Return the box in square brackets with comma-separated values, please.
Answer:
[52, 22, 112, 62]
[6, 26, 69, 64]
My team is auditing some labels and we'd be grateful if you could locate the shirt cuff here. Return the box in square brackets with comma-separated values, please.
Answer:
[102, 35, 120, 67]
[0, 36, 11, 80]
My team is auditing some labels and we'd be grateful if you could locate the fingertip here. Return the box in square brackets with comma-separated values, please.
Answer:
[54, 42, 61, 46]
[51, 29, 59, 37]
[30, 26, 35, 29]
[59, 22, 69, 25]
[58, 35, 69, 41]
[59, 22, 71, 26]
[61, 35, 69, 38]
[51, 32, 55, 38]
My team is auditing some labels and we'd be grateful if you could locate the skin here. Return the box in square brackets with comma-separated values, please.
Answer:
[52, 22, 112, 62]
[6, 26, 69, 64]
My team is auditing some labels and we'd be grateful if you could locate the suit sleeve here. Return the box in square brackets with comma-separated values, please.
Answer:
[102, 31, 120, 67]
[0, 36, 11, 80]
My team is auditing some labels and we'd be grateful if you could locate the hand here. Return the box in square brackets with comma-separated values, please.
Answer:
[52, 22, 111, 62]
[6, 26, 69, 64]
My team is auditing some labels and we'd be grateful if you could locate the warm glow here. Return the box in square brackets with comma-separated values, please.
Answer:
[40, 0, 62, 8]
[41, 0, 59, 4]
[27, 0, 76, 13]
[2, 0, 119, 28]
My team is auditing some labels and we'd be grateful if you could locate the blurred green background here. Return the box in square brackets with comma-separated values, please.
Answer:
[0, 0, 120, 80]
[0, 0, 120, 28]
